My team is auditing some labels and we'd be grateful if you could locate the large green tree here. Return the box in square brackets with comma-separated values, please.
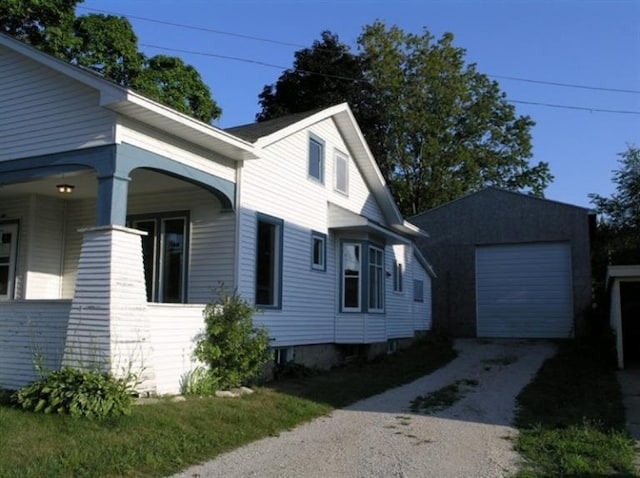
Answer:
[590, 145, 640, 265]
[1, 0, 220, 122]
[258, 22, 553, 215]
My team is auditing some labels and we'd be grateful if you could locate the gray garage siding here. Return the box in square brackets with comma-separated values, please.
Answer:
[411, 188, 592, 337]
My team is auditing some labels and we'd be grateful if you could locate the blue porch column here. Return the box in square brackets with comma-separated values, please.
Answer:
[96, 173, 130, 226]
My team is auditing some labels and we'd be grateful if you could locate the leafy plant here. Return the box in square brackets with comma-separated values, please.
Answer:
[13, 367, 136, 419]
[193, 288, 271, 391]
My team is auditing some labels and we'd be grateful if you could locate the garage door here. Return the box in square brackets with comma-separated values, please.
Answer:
[476, 243, 573, 338]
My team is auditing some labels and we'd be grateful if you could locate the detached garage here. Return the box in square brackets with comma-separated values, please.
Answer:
[412, 188, 592, 338]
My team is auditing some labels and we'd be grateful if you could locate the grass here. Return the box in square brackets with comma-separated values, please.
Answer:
[0, 332, 456, 478]
[410, 378, 478, 414]
[513, 336, 638, 478]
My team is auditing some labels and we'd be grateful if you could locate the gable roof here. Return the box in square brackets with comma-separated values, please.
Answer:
[227, 103, 427, 238]
[412, 187, 592, 221]
[225, 108, 327, 142]
[0, 33, 258, 161]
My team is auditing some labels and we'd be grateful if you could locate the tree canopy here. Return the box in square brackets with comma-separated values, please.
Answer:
[590, 145, 640, 265]
[1, 0, 220, 123]
[258, 22, 553, 215]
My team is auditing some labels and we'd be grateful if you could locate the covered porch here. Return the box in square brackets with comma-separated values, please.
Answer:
[0, 143, 238, 394]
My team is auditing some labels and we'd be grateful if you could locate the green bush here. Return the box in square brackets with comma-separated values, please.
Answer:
[193, 289, 271, 391]
[13, 367, 136, 419]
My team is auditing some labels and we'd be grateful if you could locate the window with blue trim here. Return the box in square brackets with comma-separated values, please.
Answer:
[128, 212, 189, 304]
[393, 261, 403, 292]
[311, 231, 326, 271]
[414, 279, 424, 302]
[368, 246, 384, 311]
[256, 213, 283, 308]
[308, 135, 324, 183]
[340, 241, 385, 313]
[334, 151, 348, 194]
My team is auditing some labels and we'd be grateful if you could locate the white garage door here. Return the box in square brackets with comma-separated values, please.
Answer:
[476, 243, 574, 338]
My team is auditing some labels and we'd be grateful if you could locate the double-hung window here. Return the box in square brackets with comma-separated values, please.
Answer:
[414, 279, 424, 302]
[130, 212, 189, 303]
[393, 261, 403, 292]
[368, 246, 384, 311]
[334, 151, 349, 195]
[0, 222, 19, 300]
[311, 231, 326, 271]
[308, 135, 324, 183]
[341, 241, 385, 313]
[256, 213, 283, 308]
[342, 243, 361, 311]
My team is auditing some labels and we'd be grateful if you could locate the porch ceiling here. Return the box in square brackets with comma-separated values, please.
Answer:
[0, 169, 199, 199]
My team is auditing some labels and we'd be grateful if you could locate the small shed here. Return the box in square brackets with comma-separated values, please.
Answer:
[607, 265, 640, 369]
[411, 188, 593, 338]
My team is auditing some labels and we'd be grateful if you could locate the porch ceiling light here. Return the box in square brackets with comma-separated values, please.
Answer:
[56, 184, 75, 194]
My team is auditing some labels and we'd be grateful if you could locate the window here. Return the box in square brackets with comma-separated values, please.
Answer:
[256, 214, 283, 308]
[414, 279, 424, 302]
[274, 347, 294, 365]
[311, 231, 326, 271]
[342, 243, 361, 311]
[393, 261, 403, 292]
[341, 242, 386, 313]
[0, 222, 18, 300]
[130, 213, 189, 303]
[368, 246, 384, 311]
[334, 151, 349, 194]
[308, 135, 324, 183]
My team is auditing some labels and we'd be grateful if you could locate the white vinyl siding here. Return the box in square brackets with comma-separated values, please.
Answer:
[0, 46, 115, 162]
[476, 242, 574, 338]
[116, 117, 237, 183]
[0, 300, 71, 390]
[24, 195, 66, 299]
[60, 187, 235, 303]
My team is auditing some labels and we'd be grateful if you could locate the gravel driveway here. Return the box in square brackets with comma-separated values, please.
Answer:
[171, 339, 557, 478]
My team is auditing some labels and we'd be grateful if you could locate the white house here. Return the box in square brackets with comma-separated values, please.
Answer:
[0, 33, 434, 395]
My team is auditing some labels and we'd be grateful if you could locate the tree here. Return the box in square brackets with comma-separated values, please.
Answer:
[134, 55, 221, 121]
[1, 0, 220, 123]
[590, 145, 640, 265]
[257, 22, 553, 215]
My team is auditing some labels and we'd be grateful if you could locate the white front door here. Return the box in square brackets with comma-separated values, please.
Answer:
[0, 223, 18, 300]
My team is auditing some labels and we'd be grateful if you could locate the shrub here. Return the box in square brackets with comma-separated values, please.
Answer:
[13, 367, 136, 419]
[193, 289, 271, 391]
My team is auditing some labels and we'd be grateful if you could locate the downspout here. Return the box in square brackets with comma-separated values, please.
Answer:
[233, 161, 243, 291]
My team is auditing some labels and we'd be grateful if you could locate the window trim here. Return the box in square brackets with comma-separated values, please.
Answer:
[393, 261, 403, 293]
[368, 245, 385, 313]
[128, 211, 190, 304]
[340, 240, 386, 314]
[308, 133, 325, 184]
[414, 279, 425, 302]
[310, 231, 327, 272]
[334, 149, 349, 195]
[0, 220, 20, 301]
[255, 212, 284, 310]
[341, 241, 362, 312]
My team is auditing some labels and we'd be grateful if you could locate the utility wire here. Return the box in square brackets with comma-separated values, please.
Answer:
[141, 43, 640, 115]
[80, 5, 640, 96]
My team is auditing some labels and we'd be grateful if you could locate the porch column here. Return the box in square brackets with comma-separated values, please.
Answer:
[96, 174, 130, 226]
[63, 225, 156, 393]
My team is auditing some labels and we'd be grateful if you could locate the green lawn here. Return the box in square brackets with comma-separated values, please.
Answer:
[513, 337, 639, 478]
[0, 333, 456, 478]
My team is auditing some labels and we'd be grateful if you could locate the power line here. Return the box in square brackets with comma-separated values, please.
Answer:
[78, 6, 309, 49]
[141, 43, 640, 115]
[490, 75, 640, 95]
[509, 100, 640, 115]
[79, 5, 640, 96]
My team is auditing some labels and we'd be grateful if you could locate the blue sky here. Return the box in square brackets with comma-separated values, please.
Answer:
[80, 0, 640, 208]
